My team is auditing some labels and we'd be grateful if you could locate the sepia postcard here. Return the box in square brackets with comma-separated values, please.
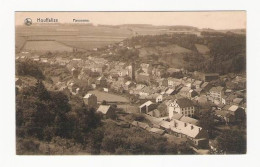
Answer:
[15, 11, 246, 155]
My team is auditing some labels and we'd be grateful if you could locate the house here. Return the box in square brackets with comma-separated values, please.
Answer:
[123, 81, 134, 91]
[140, 63, 152, 74]
[103, 88, 109, 92]
[204, 73, 219, 82]
[233, 98, 244, 105]
[179, 87, 197, 98]
[201, 82, 212, 93]
[139, 101, 157, 114]
[156, 94, 163, 103]
[169, 112, 198, 125]
[97, 105, 115, 118]
[228, 105, 246, 122]
[215, 110, 235, 124]
[168, 119, 209, 148]
[136, 72, 150, 84]
[146, 115, 208, 149]
[194, 80, 203, 89]
[166, 88, 175, 95]
[152, 67, 166, 78]
[208, 86, 225, 105]
[83, 93, 97, 108]
[96, 76, 107, 87]
[167, 98, 195, 118]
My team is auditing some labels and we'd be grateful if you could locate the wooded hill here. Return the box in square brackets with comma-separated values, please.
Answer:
[118, 32, 246, 74]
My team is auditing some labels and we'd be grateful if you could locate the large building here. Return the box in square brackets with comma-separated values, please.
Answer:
[167, 98, 196, 118]
[208, 86, 225, 105]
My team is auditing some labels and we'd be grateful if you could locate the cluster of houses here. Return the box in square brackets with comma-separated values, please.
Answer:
[16, 44, 246, 150]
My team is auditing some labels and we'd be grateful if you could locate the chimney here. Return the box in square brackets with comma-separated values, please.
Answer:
[191, 125, 194, 130]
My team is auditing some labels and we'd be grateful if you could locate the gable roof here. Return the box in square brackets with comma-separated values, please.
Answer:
[179, 116, 199, 125]
[233, 98, 243, 104]
[210, 86, 224, 92]
[201, 82, 209, 88]
[215, 110, 234, 117]
[175, 98, 194, 108]
[139, 101, 153, 108]
[171, 113, 184, 120]
[228, 105, 239, 112]
[166, 88, 175, 95]
[97, 105, 111, 114]
[170, 119, 203, 138]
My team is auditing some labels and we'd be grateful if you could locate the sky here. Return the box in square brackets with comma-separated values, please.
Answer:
[16, 11, 246, 30]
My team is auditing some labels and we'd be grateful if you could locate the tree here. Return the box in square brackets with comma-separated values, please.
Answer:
[34, 80, 50, 101]
[216, 129, 246, 154]
[101, 100, 107, 105]
[198, 111, 215, 138]
[177, 142, 194, 154]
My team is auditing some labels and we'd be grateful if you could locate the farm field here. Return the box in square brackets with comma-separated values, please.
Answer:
[195, 44, 210, 54]
[23, 40, 74, 52]
[139, 44, 192, 58]
[16, 24, 133, 52]
[88, 90, 129, 103]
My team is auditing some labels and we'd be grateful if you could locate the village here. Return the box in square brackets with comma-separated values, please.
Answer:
[15, 38, 246, 154]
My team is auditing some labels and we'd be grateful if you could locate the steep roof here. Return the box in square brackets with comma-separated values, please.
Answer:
[180, 87, 191, 92]
[175, 98, 194, 108]
[210, 86, 224, 92]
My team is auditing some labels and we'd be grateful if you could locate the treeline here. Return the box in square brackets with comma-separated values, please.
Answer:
[125, 34, 199, 51]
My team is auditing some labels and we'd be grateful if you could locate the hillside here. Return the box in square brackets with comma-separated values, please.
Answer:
[117, 32, 246, 74]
